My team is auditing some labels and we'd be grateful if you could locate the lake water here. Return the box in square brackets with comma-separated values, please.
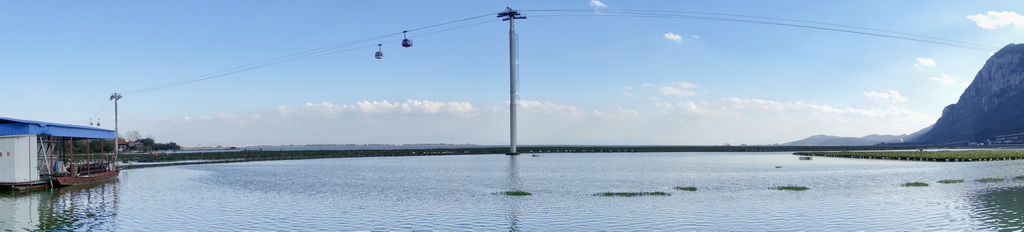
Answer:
[3, 152, 1024, 231]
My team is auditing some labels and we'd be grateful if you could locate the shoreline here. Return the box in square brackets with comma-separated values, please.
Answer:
[794, 150, 1024, 162]
[114, 145, 1014, 169]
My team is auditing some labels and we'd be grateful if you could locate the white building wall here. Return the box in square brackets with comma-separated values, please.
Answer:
[0, 135, 39, 183]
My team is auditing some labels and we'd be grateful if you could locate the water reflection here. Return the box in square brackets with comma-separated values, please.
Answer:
[503, 155, 523, 232]
[0, 180, 119, 231]
[5, 153, 1024, 230]
[971, 187, 1024, 230]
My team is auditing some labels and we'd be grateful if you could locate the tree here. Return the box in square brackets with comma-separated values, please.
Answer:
[137, 138, 155, 147]
[165, 142, 181, 151]
[125, 130, 142, 142]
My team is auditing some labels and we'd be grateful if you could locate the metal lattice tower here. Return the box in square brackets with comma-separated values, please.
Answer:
[498, 7, 525, 155]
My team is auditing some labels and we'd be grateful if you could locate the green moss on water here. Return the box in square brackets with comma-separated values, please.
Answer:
[977, 178, 1005, 182]
[770, 186, 808, 191]
[595, 192, 671, 197]
[673, 187, 698, 191]
[1015, 176, 1024, 180]
[902, 182, 929, 187]
[498, 191, 532, 196]
[937, 179, 964, 184]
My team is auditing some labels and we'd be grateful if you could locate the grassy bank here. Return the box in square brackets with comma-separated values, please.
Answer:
[793, 150, 1024, 162]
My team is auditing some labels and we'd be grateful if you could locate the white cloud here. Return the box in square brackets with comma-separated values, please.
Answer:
[863, 90, 908, 102]
[276, 100, 479, 117]
[929, 74, 970, 86]
[641, 83, 657, 87]
[967, 11, 1024, 29]
[691, 35, 699, 39]
[715, 97, 925, 119]
[914, 58, 936, 69]
[142, 97, 936, 146]
[664, 32, 683, 43]
[659, 86, 697, 97]
[672, 81, 697, 89]
[589, 0, 606, 9]
[654, 101, 709, 114]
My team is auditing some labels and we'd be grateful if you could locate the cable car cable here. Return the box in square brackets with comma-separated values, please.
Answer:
[525, 9, 997, 52]
[121, 13, 494, 95]
[529, 13, 993, 52]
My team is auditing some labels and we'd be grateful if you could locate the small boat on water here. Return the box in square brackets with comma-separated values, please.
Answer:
[799, 156, 812, 160]
[53, 161, 120, 186]
[54, 170, 120, 186]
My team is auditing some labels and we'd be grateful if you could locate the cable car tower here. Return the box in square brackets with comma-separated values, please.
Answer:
[109, 92, 122, 170]
[499, 7, 525, 155]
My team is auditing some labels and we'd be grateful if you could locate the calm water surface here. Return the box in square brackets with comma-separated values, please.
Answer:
[3, 152, 1024, 231]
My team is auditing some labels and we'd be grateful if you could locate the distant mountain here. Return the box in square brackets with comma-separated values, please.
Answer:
[784, 133, 913, 146]
[915, 43, 1024, 144]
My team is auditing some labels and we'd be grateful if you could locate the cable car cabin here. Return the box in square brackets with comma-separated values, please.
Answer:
[402, 39, 413, 47]
[375, 44, 383, 59]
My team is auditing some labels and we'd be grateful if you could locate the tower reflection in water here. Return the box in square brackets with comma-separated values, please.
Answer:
[503, 155, 524, 231]
[0, 180, 119, 231]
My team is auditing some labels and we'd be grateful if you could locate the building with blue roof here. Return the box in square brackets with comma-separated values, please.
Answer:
[1, 117, 116, 188]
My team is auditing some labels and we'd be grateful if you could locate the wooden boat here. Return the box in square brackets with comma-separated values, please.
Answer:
[53, 170, 120, 186]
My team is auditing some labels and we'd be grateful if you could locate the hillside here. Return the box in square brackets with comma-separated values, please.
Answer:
[915, 43, 1024, 144]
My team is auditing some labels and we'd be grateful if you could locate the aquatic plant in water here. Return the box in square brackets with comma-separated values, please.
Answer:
[770, 186, 808, 191]
[596, 192, 671, 197]
[977, 178, 1005, 182]
[673, 187, 698, 191]
[902, 182, 929, 187]
[937, 179, 964, 184]
[498, 191, 532, 196]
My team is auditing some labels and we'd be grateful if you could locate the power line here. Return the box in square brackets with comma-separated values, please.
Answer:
[524, 9, 998, 52]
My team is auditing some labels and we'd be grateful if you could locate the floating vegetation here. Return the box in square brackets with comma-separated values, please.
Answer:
[937, 179, 964, 184]
[977, 178, 1005, 182]
[673, 187, 698, 191]
[793, 150, 1024, 162]
[1015, 176, 1024, 180]
[596, 192, 671, 197]
[770, 186, 808, 191]
[902, 182, 929, 187]
[497, 191, 532, 196]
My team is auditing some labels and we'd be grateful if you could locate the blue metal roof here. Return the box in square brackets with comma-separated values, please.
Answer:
[0, 117, 115, 139]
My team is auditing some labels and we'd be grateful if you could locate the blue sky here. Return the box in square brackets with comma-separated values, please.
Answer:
[2, 1, 1022, 146]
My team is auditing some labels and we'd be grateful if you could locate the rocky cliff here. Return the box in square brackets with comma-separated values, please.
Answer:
[915, 43, 1024, 144]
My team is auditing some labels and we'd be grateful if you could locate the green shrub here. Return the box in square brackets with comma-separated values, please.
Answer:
[498, 191, 532, 196]
[596, 192, 671, 197]
[977, 178, 1005, 182]
[673, 187, 698, 191]
[902, 182, 929, 187]
[770, 186, 808, 191]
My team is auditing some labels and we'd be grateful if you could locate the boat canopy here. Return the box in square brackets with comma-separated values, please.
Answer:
[0, 117, 115, 139]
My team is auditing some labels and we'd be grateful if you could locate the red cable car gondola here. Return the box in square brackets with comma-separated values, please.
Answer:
[402, 30, 413, 47]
